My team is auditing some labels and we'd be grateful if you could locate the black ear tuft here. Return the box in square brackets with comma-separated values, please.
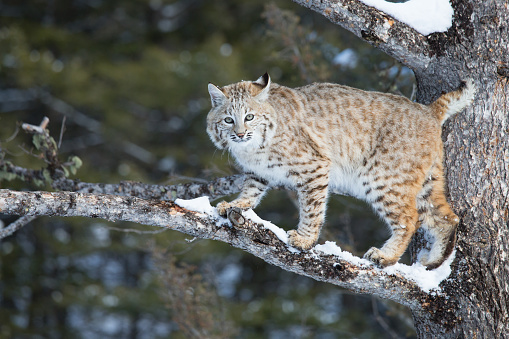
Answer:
[253, 73, 271, 102]
[261, 72, 269, 86]
[254, 72, 270, 87]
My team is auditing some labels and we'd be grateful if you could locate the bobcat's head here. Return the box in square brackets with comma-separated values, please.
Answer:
[206, 73, 276, 151]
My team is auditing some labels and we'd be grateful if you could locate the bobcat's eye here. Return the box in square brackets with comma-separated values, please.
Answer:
[245, 114, 254, 121]
[224, 117, 234, 124]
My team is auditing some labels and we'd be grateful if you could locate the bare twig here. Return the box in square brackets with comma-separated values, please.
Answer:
[1, 124, 20, 144]
[372, 297, 404, 339]
[58, 116, 67, 149]
[21, 116, 50, 134]
[0, 215, 37, 239]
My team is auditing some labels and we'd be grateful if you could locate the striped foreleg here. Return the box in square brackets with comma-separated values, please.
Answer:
[288, 172, 329, 250]
[216, 174, 269, 216]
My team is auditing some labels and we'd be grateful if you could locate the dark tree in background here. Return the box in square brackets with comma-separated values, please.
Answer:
[1, 0, 507, 338]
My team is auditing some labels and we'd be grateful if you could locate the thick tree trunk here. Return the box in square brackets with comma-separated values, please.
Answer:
[292, 0, 509, 336]
[412, 1, 509, 337]
[419, 80, 509, 338]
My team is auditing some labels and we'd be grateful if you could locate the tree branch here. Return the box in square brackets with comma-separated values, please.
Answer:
[52, 175, 246, 201]
[291, 0, 431, 72]
[0, 188, 438, 313]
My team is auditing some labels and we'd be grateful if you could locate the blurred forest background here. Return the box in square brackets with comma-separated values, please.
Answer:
[0, 0, 417, 338]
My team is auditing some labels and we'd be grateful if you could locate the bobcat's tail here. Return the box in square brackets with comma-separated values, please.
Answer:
[430, 79, 476, 125]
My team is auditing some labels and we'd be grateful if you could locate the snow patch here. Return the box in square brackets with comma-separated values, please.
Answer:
[175, 196, 219, 218]
[241, 210, 301, 253]
[242, 209, 289, 244]
[383, 251, 455, 292]
[358, 0, 453, 36]
[314, 241, 454, 292]
[314, 241, 372, 267]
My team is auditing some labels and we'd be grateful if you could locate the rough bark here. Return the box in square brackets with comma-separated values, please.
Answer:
[290, 0, 509, 337]
[440, 80, 509, 339]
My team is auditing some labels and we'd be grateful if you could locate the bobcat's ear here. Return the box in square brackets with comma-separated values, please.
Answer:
[253, 72, 271, 102]
[208, 83, 227, 108]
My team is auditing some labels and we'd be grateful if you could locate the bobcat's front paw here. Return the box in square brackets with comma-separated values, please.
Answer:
[216, 199, 253, 217]
[363, 247, 398, 268]
[216, 201, 232, 217]
[288, 230, 317, 250]
[216, 202, 247, 227]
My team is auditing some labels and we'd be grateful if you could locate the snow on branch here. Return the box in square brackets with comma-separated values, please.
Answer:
[0, 188, 449, 313]
[291, 0, 433, 71]
[358, 0, 453, 36]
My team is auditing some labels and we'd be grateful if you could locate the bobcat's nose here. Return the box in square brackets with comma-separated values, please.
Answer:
[236, 132, 245, 138]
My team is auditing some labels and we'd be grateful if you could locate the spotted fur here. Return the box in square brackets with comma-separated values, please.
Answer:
[207, 73, 475, 269]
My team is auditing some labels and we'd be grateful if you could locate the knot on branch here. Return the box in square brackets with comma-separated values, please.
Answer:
[227, 207, 246, 227]
[361, 29, 385, 45]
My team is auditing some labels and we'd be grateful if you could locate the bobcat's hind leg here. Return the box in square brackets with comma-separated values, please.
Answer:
[364, 210, 418, 267]
[364, 189, 420, 267]
[417, 165, 459, 270]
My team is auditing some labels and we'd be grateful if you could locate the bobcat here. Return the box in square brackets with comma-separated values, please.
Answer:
[207, 73, 475, 269]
